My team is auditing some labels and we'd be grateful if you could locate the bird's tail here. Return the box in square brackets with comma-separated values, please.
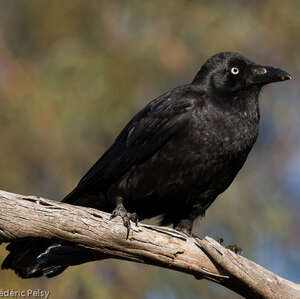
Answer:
[1, 239, 104, 278]
[1, 189, 108, 278]
[2, 239, 69, 278]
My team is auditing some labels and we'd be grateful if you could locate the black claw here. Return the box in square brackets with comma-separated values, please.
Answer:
[109, 205, 138, 239]
[122, 219, 131, 240]
[217, 238, 224, 245]
[109, 210, 118, 220]
[217, 238, 242, 254]
[129, 212, 138, 227]
[225, 244, 242, 254]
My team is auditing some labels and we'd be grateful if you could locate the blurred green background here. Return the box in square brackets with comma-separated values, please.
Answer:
[0, 1, 299, 298]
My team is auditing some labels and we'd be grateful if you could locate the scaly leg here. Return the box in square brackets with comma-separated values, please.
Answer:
[174, 219, 193, 235]
[174, 205, 207, 236]
[109, 196, 138, 239]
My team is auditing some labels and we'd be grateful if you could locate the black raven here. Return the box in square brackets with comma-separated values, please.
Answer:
[1, 52, 291, 278]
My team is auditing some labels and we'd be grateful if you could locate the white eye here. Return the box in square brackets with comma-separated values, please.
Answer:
[231, 67, 239, 75]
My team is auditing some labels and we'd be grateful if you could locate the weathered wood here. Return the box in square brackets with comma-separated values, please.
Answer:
[0, 190, 299, 298]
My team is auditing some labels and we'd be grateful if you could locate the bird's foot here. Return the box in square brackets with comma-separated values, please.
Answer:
[174, 219, 193, 236]
[217, 238, 242, 254]
[110, 205, 138, 239]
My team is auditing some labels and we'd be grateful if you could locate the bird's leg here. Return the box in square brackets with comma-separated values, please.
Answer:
[174, 219, 193, 236]
[109, 196, 138, 239]
[174, 205, 206, 236]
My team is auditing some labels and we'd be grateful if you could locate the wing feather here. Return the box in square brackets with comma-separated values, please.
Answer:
[63, 87, 196, 203]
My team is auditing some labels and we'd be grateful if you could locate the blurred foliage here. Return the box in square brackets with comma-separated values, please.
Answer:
[0, 1, 299, 298]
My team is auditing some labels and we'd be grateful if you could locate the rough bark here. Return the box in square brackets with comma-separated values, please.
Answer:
[0, 189, 299, 298]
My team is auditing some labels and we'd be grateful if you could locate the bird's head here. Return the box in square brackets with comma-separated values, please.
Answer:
[192, 52, 291, 97]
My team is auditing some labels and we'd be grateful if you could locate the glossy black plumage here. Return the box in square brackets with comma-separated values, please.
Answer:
[1, 52, 291, 278]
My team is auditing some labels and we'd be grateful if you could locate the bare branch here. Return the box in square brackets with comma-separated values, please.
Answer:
[0, 190, 299, 298]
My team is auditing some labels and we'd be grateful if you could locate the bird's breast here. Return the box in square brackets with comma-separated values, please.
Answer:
[115, 105, 259, 217]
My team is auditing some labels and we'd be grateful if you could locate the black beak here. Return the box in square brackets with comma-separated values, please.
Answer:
[248, 65, 292, 85]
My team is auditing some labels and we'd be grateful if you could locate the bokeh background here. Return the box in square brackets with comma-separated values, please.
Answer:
[0, 1, 299, 298]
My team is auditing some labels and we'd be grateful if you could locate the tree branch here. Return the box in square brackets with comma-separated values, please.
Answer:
[0, 190, 299, 298]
